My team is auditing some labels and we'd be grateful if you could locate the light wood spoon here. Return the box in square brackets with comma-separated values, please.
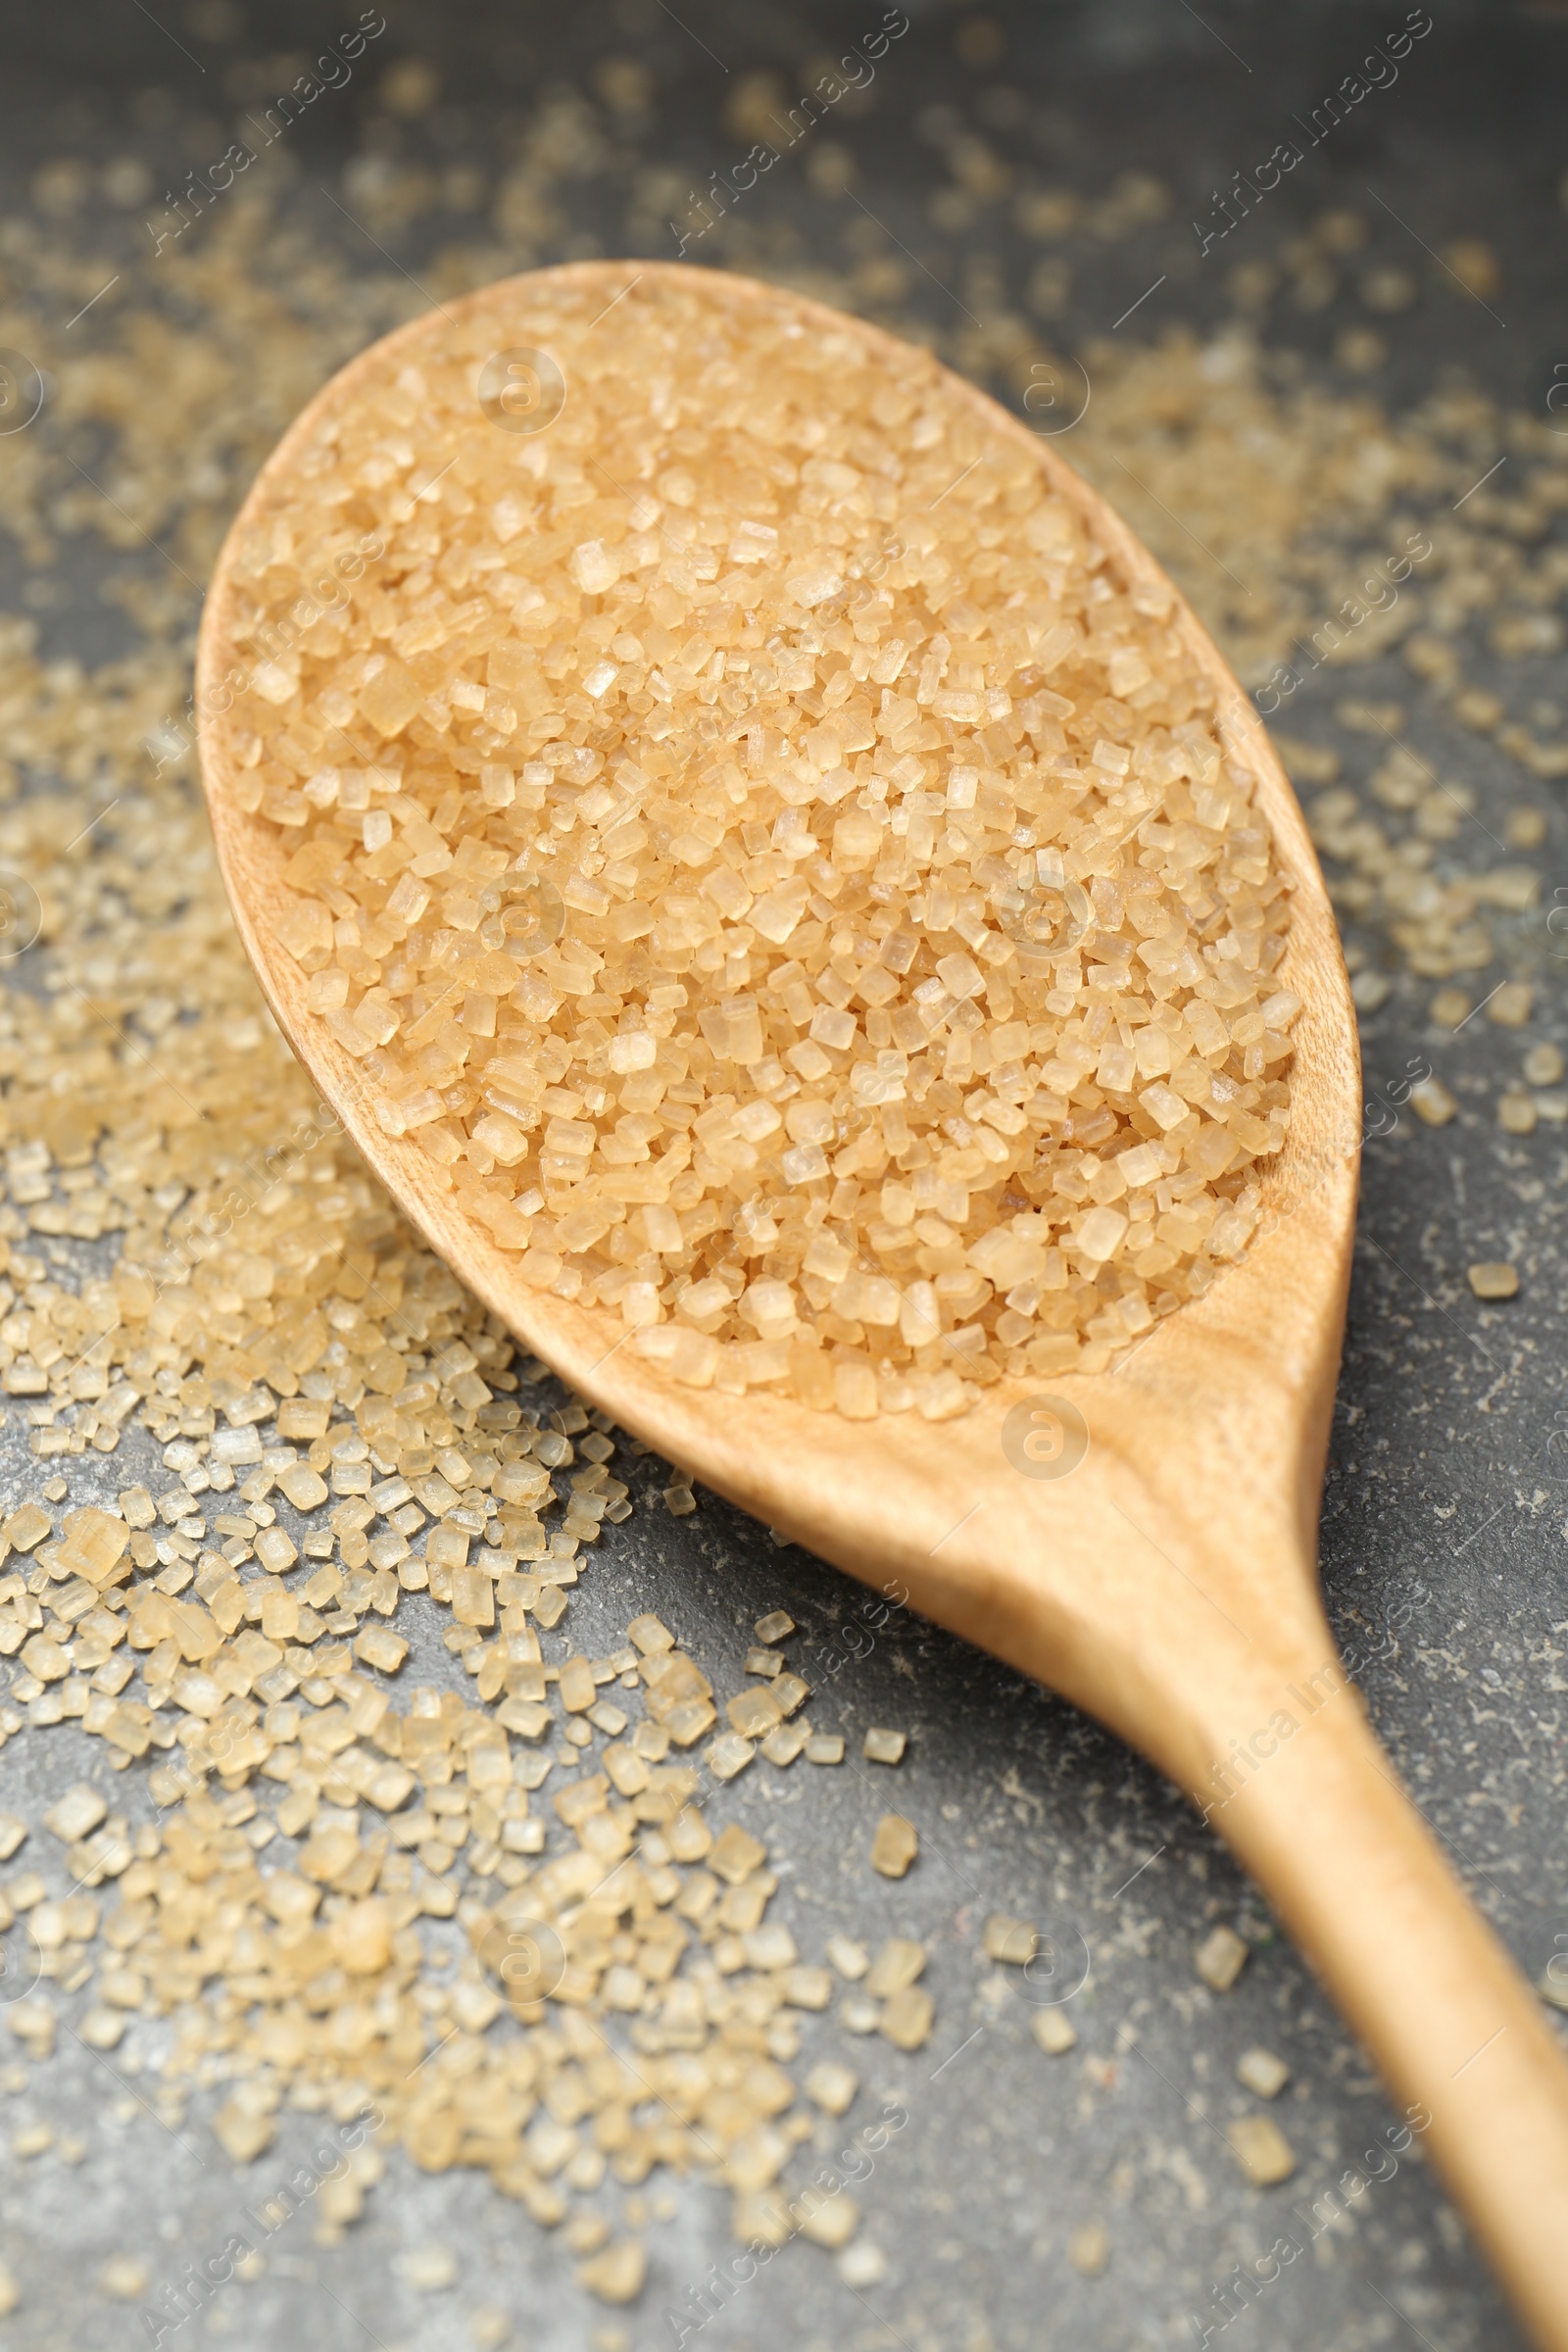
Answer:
[197, 262, 1568, 2348]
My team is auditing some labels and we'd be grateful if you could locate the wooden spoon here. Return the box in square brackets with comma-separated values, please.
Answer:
[197, 262, 1568, 2348]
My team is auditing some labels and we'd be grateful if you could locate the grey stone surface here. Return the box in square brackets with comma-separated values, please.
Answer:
[0, 5, 1563, 2348]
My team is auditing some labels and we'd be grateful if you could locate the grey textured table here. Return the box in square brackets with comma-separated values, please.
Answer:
[0, 4, 1565, 2348]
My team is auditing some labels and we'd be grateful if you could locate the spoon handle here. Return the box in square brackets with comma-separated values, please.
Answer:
[1205, 1677, 1568, 2349]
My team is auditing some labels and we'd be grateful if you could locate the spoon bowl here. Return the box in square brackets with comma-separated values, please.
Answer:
[198, 261, 1568, 2347]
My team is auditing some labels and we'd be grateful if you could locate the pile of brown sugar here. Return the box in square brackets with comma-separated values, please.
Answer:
[224, 269, 1297, 1424]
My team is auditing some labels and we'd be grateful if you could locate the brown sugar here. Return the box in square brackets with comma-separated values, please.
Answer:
[220, 272, 1298, 1421]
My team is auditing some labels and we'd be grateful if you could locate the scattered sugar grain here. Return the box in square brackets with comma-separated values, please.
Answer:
[870, 1814, 919, 1878]
[1195, 1925, 1250, 1992]
[1031, 2008, 1078, 2056]
[707, 1734, 754, 1781]
[48, 1789, 113, 1859]
[839, 1994, 882, 2034]
[806, 2059, 859, 2116]
[1067, 2223, 1110, 2278]
[800, 2193, 859, 2251]
[883, 1994, 930, 2050]
[97, 2257, 149, 2301]
[1236, 2046, 1291, 2099]
[1348, 970, 1393, 1013]
[577, 2242, 647, 2304]
[866, 1938, 926, 1998]
[1468, 1261, 1519, 1300]
[760, 1719, 811, 1766]
[4, 1510, 50, 1555]
[1488, 983, 1534, 1027]
[826, 1936, 870, 1981]
[862, 1728, 906, 1766]
[984, 1914, 1038, 1965]
[1408, 1079, 1457, 1127]
[399, 2246, 459, 2293]
[77, 2008, 126, 2050]
[1226, 2114, 1297, 2185]
[1505, 808, 1548, 849]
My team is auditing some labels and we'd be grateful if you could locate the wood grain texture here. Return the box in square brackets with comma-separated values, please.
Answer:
[197, 262, 1568, 2346]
